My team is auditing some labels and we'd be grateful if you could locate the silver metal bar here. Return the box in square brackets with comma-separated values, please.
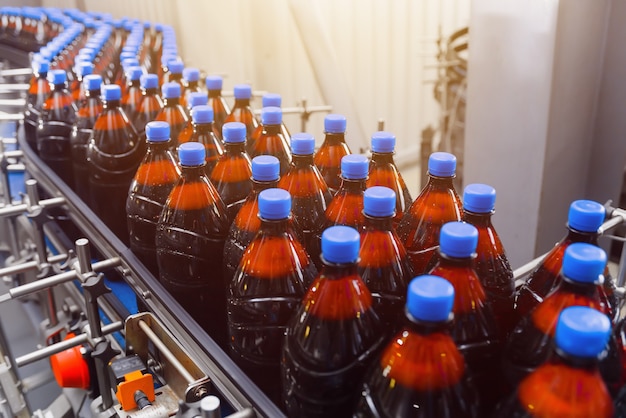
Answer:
[600, 208, 626, 234]
[137, 319, 196, 384]
[0, 114, 23, 121]
[0, 197, 65, 218]
[0, 68, 32, 77]
[0, 253, 67, 277]
[252, 104, 333, 116]
[75, 238, 92, 275]
[225, 409, 256, 418]
[3, 150, 23, 160]
[513, 254, 547, 281]
[15, 321, 124, 367]
[0, 99, 25, 107]
[222, 90, 267, 98]
[0, 84, 29, 91]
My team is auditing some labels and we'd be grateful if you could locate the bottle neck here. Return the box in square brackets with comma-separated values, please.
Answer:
[427, 174, 456, 187]
[338, 177, 367, 192]
[259, 217, 291, 235]
[404, 313, 453, 335]
[104, 99, 121, 109]
[263, 124, 281, 134]
[565, 228, 600, 244]
[235, 98, 251, 107]
[323, 132, 346, 144]
[128, 79, 140, 88]
[147, 140, 172, 153]
[371, 151, 395, 164]
[85, 88, 101, 98]
[193, 122, 214, 134]
[320, 260, 359, 279]
[364, 213, 395, 230]
[559, 276, 599, 295]
[224, 142, 246, 154]
[437, 252, 475, 267]
[292, 153, 315, 166]
[463, 210, 493, 227]
[208, 89, 221, 98]
[252, 178, 279, 191]
[180, 164, 206, 179]
[143, 87, 158, 96]
[52, 83, 67, 92]
[550, 347, 601, 372]
[187, 80, 198, 90]
[163, 97, 181, 107]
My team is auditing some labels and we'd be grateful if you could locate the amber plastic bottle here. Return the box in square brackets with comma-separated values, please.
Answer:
[209, 122, 253, 223]
[164, 59, 185, 106]
[133, 73, 163, 139]
[71, 60, 93, 104]
[495, 306, 614, 418]
[355, 275, 479, 418]
[313, 113, 352, 195]
[397, 152, 462, 275]
[179, 105, 223, 175]
[178, 92, 212, 146]
[223, 155, 280, 286]
[205, 75, 231, 137]
[250, 93, 291, 144]
[182, 67, 203, 105]
[462, 183, 515, 339]
[366, 131, 413, 227]
[249, 106, 292, 175]
[359, 186, 414, 335]
[228, 188, 317, 404]
[126, 121, 180, 275]
[154, 82, 189, 152]
[24, 59, 51, 151]
[70, 74, 103, 201]
[156, 142, 230, 347]
[282, 226, 385, 417]
[225, 84, 258, 152]
[121, 65, 143, 122]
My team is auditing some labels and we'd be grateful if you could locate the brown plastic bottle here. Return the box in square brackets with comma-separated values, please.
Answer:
[250, 93, 291, 145]
[121, 66, 143, 123]
[154, 82, 189, 152]
[313, 114, 351, 195]
[249, 107, 292, 175]
[133, 74, 163, 139]
[180, 105, 223, 175]
[205, 75, 231, 138]
[225, 84, 258, 152]
[23, 59, 51, 151]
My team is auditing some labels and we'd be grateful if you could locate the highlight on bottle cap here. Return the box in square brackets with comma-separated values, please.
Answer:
[407, 275, 455, 322]
[439, 221, 478, 258]
[291, 133, 316, 155]
[568, 200, 605, 233]
[428, 152, 456, 177]
[463, 183, 496, 214]
[562, 242, 606, 284]
[341, 154, 369, 180]
[261, 106, 282, 125]
[83, 74, 102, 92]
[76, 61, 93, 77]
[140, 73, 158, 89]
[262, 93, 282, 108]
[205, 75, 223, 91]
[252, 155, 280, 182]
[555, 306, 610, 358]
[188, 92, 208, 108]
[145, 121, 170, 143]
[126, 66, 143, 81]
[178, 142, 205, 166]
[168, 59, 184, 74]
[48, 69, 66, 85]
[121, 57, 140, 69]
[233, 84, 252, 100]
[161, 82, 181, 99]
[324, 114, 347, 134]
[364, 186, 396, 218]
[182, 67, 200, 82]
[222, 122, 246, 143]
[370, 131, 396, 153]
[322, 225, 360, 264]
[258, 188, 291, 220]
[102, 84, 121, 101]
[35, 59, 50, 74]
[191, 105, 214, 124]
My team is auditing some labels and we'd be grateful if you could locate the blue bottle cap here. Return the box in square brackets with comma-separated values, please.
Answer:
[428, 152, 456, 177]
[178, 142, 205, 166]
[370, 131, 396, 153]
[233, 84, 252, 99]
[463, 183, 496, 213]
[252, 155, 280, 182]
[205, 75, 222, 91]
[258, 188, 291, 220]
[140, 73, 158, 89]
[145, 121, 170, 142]
[562, 242, 606, 284]
[555, 306, 610, 358]
[222, 122, 246, 143]
[324, 114, 347, 134]
[568, 200, 605, 233]
[161, 82, 181, 99]
[341, 154, 369, 180]
[321, 225, 360, 264]
[167, 59, 184, 74]
[364, 186, 396, 218]
[48, 69, 66, 85]
[188, 92, 208, 108]
[291, 133, 315, 155]
[261, 106, 282, 125]
[182, 67, 199, 82]
[35, 59, 49, 74]
[154, 23, 163, 31]
[76, 61, 93, 77]
[407, 275, 455, 322]
[439, 221, 478, 258]
[161, 53, 177, 67]
[126, 66, 143, 81]
[191, 105, 214, 124]
[262, 93, 281, 108]
[83, 74, 102, 91]
[102, 84, 121, 101]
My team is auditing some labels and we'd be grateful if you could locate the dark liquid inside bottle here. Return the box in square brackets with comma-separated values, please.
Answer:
[282, 263, 385, 417]
[209, 142, 253, 222]
[70, 89, 102, 201]
[133, 88, 163, 138]
[122, 79, 142, 123]
[178, 122, 223, 175]
[23, 70, 50, 150]
[208, 88, 231, 138]
[313, 132, 351, 195]
[249, 124, 292, 175]
[366, 151, 413, 227]
[155, 97, 189, 151]
[225, 98, 258, 152]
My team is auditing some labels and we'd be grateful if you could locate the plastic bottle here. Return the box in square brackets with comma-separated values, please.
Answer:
[225, 84, 258, 151]
[428, 221, 501, 412]
[37, 69, 77, 187]
[228, 187, 317, 404]
[323, 154, 369, 231]
[495, 306, 613, 418]
[359, 186, 414, 335]
[185, 91, 208, 116]
[177, 92, 213, 146]
[503, 243, 622, 394]
[156, 142, 230, 346]
[133, 73, 163, 138]
[70, 74, 103, 201]
[223, 155, 280, 286]
[355, 275, 479, 418]
[87, 84, 143, 243]
[205, 75, 230, 137]
[126, 121, 180, 275]
[164, 59, 185, 105]
[282, 225, 385, 417]
[397, 152, 462, 275]
[313, 113, 352, 195]
[251, 93, 290, 144]
[71, 60, 93, 103]
[177, 105, 224, 174]
[121, 65, 143, 122]
[366, 131, 412, 226]
[515, 200, 617, 322]
[249, 106, 292, 175]
[277, 133, 332, 266]
[462, 183, 515, 339]
[182, 67, 202, 104]
[23, 58, 51, 151]
[155, 82, 189, 152]
[209, 122, 253, 223]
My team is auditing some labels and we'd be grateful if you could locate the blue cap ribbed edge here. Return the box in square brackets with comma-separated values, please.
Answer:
[555, 306, 610, 358]
[145, 121, 170, 142]
[324, 114, 347, 133]
[178, 142, 205, 166]
[568, 200, 605, 233]
[371, 131, 396, 153]
[364, 186, 396, 217]
[161, 82, 181, 99]
[261, 106, 282, 125]
[233, 84, 252, 99]
[258, 188, 291, 220]
[428, 152, 457, 177]
[205, 75, 222, 90]
[407, 275, 455, 322]
[191, 105, 214, 124]
[439, 221, 478, 258]
[222, 122, 246, 143]
[291, 133, 315, 155]
[341, 154, 369, 180]
[321, 225, 360, 264]
[102, 84, 121, 100]
[252, 155, 280, 182]
[562, 242, 607, 283]
[463, 183, 496, 213]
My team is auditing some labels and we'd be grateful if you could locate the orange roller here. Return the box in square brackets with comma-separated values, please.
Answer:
[49, 333, 91, 390]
